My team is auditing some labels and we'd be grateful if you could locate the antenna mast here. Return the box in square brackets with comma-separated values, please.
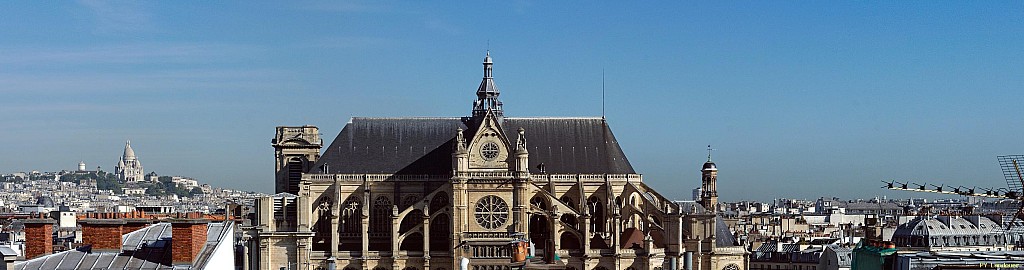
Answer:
[602, 69, 606, 119]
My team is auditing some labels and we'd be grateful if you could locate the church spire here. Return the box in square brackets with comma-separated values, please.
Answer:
[473, 51, 503, 119]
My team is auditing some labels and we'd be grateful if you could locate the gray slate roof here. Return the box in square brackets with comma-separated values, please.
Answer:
[675, 201, 707, 215]
[16, 222, 231, 270]
[314, 117, 635, 175]
[715, 216, 741, 247]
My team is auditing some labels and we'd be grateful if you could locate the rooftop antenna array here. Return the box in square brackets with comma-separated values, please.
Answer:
[998, 155, 1024, 236]
[883, 155, 1024, 244]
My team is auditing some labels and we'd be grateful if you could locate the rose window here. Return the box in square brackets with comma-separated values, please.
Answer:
[474, 195, 509, 229]
[481, 142, 500, 160]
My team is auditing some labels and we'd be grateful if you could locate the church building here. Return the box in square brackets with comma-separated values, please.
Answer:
[245, 53, 747, 270]
[115, 140, 144, 182]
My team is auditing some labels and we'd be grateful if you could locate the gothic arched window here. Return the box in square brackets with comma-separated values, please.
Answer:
[588, 196, 605, 233]
[559, 195, 577, 211]
[371, 196, 392, 235]
[401, 194, 421, 210]
[339, 196, 361, 234]
[530, 195, 548, 210]
[312, 196, 333, 251]
[430, 214, 451, 251]
[430, 193, 449, 213]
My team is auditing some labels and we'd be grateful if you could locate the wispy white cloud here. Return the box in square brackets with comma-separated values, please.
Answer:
[76, 0, 153, 34]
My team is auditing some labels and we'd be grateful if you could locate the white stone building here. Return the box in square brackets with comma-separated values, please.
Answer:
[115, 141, 144, 182]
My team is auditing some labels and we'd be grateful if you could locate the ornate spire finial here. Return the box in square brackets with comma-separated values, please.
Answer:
[483, 51, 493, 76]
[473, 51, 502, 118]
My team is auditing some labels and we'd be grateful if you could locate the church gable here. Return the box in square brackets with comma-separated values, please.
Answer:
[466, 110, 512, 170]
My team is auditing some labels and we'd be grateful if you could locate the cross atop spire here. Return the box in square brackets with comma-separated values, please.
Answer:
[473, 51, 503, 119]
[707, 145, 714, 162]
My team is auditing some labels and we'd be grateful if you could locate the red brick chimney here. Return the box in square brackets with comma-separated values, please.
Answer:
[122, 211, 153, 233]
[21, 213, 55, 259]
[171, 213, 208, 265]
[80, 213, 126, 253]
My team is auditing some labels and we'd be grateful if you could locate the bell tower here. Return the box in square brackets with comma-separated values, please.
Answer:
[700, 145, 719, 212]
[472, 51, 503, 120]
[272, 125, 322, 194]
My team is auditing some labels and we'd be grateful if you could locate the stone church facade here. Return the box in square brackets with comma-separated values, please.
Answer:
[244, 53, 747, 270]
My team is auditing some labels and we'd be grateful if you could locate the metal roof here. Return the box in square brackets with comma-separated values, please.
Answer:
[755, 241, 778, 253]
[314, 117, 636, 175]
[0, 246, 17, 257]
[15, 221, 232, 270]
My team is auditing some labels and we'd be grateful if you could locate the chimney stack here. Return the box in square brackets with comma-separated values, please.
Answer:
[171, 213, 208, 265]
[21, 213, 55, 259]
[122, 211, 153, 233]
[80, 213, 126, 253]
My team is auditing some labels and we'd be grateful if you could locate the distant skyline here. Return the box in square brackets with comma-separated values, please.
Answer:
[2, 2, 1023, 201]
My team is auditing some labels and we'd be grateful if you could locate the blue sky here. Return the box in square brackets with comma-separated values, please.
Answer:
[2, 1, 1022, 201]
